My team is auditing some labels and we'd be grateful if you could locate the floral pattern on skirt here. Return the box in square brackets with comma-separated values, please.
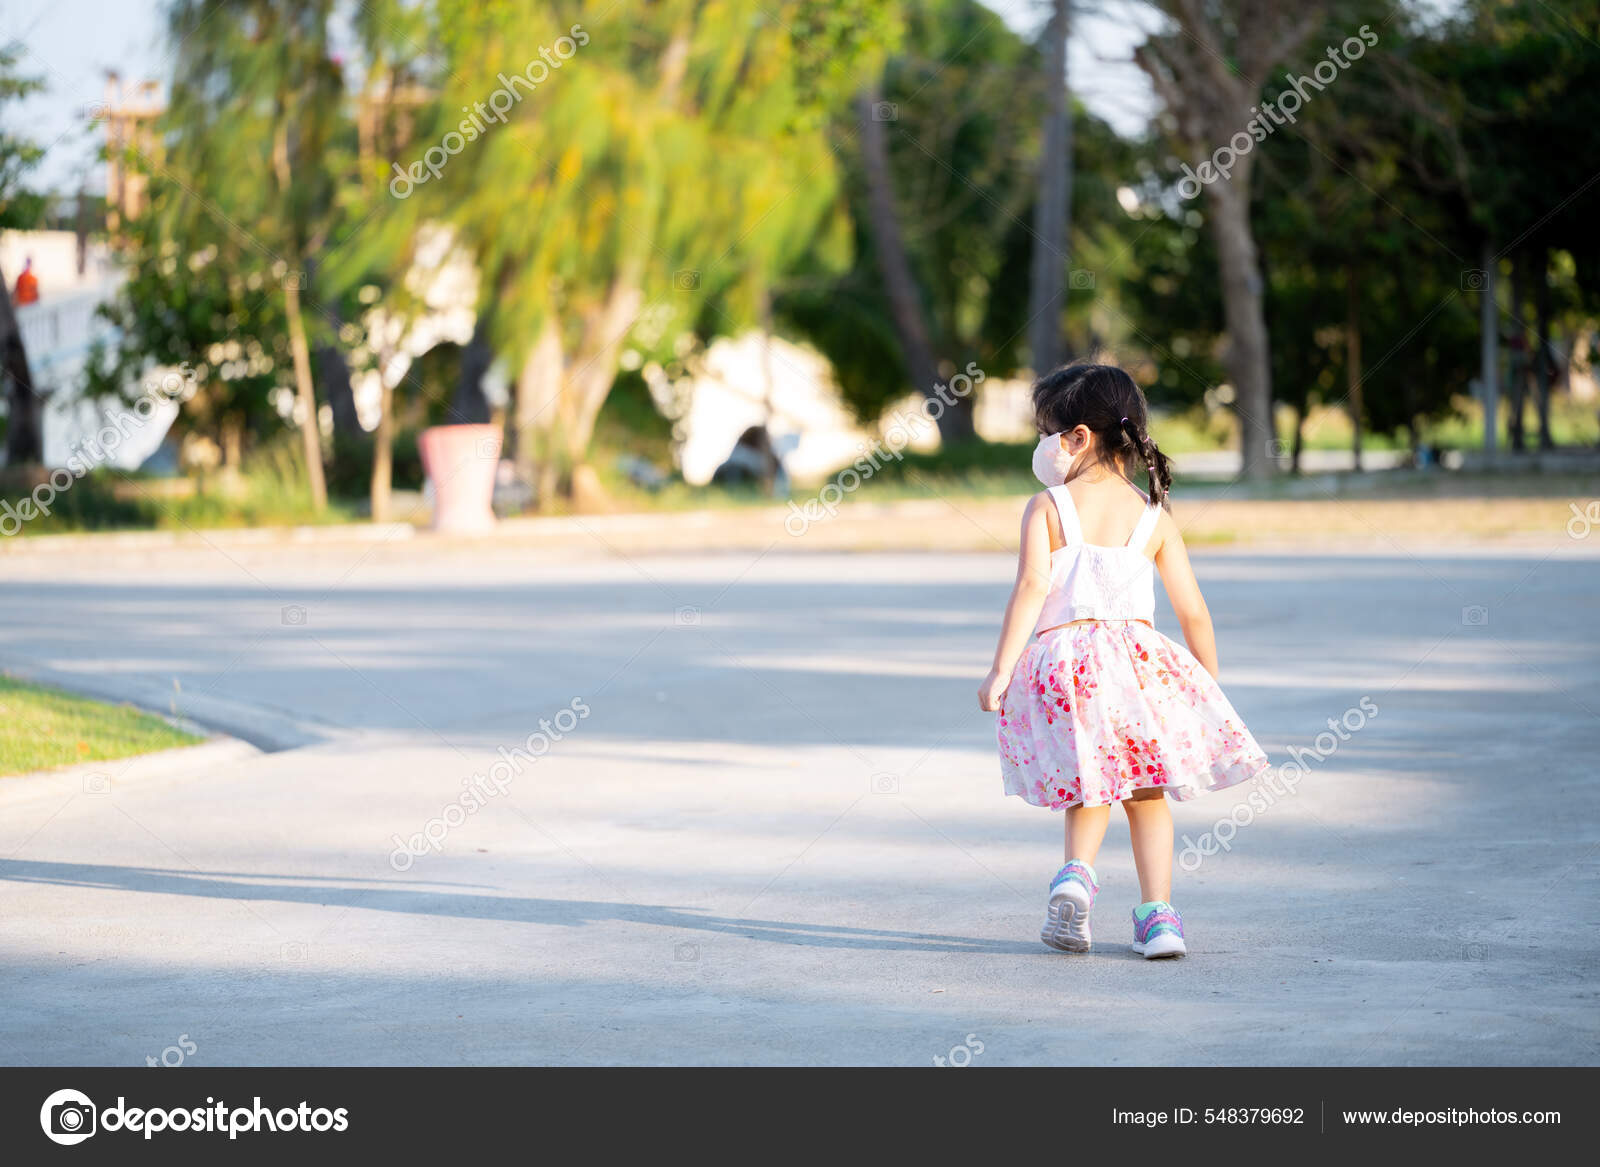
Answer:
[997, 621, 1268, 809]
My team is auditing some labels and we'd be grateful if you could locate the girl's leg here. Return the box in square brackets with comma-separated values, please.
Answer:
[1122, 790, 1173, 903]
[1064, 804, 1111, 865]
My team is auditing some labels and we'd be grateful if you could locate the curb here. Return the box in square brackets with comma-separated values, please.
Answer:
[0, 521, 416, 556]
[0, 660, 335, 753]
[0, 735, 263, 810]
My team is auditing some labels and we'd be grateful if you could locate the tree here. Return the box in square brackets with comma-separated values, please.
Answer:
[1136, 0, 1324, 479]
[1027, 0, 1073, 375]
[1424, 0, 1600, 451]
[401, 0, 891, 507]
[87, 170, 297, 472]
[784, 0, 1053, 428]
[159, 0, 353, 508]
[332, 0, 437, 521]
[854, 83, 959, 437]
[0, 41, 45, 466]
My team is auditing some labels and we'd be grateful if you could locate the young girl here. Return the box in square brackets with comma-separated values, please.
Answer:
[978, 362, 1268, 959]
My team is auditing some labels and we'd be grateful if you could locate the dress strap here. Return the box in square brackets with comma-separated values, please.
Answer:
[1046, 485, 1083, 545]
[1126, 503, 1161, 553]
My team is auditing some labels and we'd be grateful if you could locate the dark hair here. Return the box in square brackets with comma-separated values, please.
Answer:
[1032, 360, 1174, 506]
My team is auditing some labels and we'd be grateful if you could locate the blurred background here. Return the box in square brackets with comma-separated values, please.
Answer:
[0, 0, 1596, 537]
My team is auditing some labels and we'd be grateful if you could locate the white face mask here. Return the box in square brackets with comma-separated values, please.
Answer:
[1032, 432, 1076, 487]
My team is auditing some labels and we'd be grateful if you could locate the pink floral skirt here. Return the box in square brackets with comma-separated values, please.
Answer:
[997, 620, 1268, 810]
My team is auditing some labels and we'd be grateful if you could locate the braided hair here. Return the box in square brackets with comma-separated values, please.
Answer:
[1031, 361, 1174, 507]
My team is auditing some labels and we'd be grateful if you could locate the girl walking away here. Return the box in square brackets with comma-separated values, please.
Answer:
[977, 362, 1268, 958]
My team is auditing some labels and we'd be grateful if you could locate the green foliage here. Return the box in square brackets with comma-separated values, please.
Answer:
[87, 1, 369, 464]
[0, 40, 45, 230]
[47, 0, 1600, 512]
[780, 0, 1044, 420]
[409, 0, 889, 358]
[85, 205, 292, 443]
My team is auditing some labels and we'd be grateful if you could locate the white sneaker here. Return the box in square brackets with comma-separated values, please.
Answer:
[1130, 901, 1187, 958]
[1040, 861, 1098, 953]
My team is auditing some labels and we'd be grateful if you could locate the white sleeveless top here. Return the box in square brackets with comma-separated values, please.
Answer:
[1035, 484, 1162, 631]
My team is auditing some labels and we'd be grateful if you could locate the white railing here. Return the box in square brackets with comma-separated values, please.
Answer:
[13, 279, 124, 394]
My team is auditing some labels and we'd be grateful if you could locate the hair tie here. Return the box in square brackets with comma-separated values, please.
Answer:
[1119, 416, 1143, 448]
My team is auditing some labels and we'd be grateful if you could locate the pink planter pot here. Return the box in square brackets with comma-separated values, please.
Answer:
[418, 424, 502, 535]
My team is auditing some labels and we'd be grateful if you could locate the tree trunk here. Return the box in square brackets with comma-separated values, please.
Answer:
[75, 189, 91, 277]
[515, 317, 564, 507]
[1290, 399, 1305, 475]
[1206, 178, 1273, 479]
[283, 277, 329, 509]
[0, 264, 42, 466]
[1534, 249, 1554, 450]
[273, 121, 328, 509]
[855, 89, 974, 444]
[561, 276, 643, 503]
[220, 415, 244, 468]
[317, 342, 361, 438]
[1027, 0, 1073, 375]
[1507, 251, 1528, 452]
[371, 374, 394, 522]
[298, 255, 359, 439]
[453, 316, 495, 425]
[1345, 263, 1363, 473]
[1479, 238, 1499, 455]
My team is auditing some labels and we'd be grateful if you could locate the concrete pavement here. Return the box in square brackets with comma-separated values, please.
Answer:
[1, 535, 1597, 1065]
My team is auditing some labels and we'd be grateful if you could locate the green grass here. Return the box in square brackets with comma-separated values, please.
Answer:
[10, 387, 1594, 535]
[0, 677, 204, 777]
[5, 438, 353, 537]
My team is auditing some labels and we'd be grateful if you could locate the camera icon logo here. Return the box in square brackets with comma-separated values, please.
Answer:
[871, 772, 900, 794]
[40, 1088, 97, 1145]
[674, 606, 701, 627]
[674, 269, 700, 291]
[83, 773, 111, 795]
[872, 101, 898, 121]
[1460, 269, 1489, 291]
[281, 604, 308, 626]
[1461, 605, 1489, 626]
[475, 435, 501, 461]
[674, 942, 700, 962]
[1267, 438, 1289, 459]
[1069, 269, 1095, 290]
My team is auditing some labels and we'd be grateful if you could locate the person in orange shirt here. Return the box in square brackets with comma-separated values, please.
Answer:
[13, 257, 39, 305]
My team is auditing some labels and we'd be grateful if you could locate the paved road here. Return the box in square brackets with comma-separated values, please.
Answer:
[1, 536, 1597, 1065]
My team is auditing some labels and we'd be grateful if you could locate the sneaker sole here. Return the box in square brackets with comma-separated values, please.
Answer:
[1040, 884, 1093, 953]
[1131, 933, 1187, 959]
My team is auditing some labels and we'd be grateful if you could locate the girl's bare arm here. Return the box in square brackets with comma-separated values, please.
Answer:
[978, 494, 1055, 711]
[1151, 510, 1218, 678]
